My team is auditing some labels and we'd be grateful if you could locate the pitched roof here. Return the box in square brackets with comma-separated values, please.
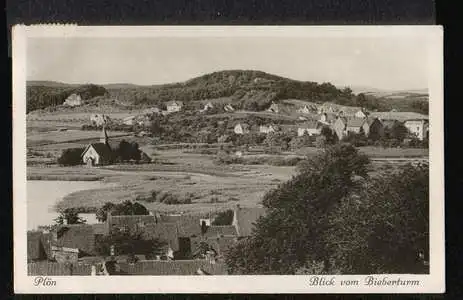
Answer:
[299, 120, 320, 129]
[143, 223, 180, 252]
[28, 262, 93, 276]
[234, 206, 266, 237]
[27, 231, 48, 261]
[158, 215, 202, 237]
[82, 143, 112, 159]
[166, 101, 184, 106]
[91, 223, 107, 235]
[204, 225, 237, 238]
[107, 215, 157, 233]
[365, 117, 380, 126]
[234, 122, 250, 130]
[346, 118, 366, 128]
[53, 224, 96, 256]
[115, 260, 228, 275]
[191, 235, 237, 257]
[381, 119, 400, 129]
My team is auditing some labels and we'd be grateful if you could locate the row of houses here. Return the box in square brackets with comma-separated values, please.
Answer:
[233, 111, 429, 141]
[27, 204, 266, 275]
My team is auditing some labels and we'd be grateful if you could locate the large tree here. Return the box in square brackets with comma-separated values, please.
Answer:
[95, 200, 149, 222]
[226, 144, 429, 275]
[320, 163, 429, 274]
[54, 208, 87, 225]
[226, 144, 370, 274]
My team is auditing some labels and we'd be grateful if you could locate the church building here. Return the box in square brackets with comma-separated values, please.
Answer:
[81, 126, 113, 167]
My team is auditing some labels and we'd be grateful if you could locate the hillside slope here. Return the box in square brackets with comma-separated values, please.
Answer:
[26, 70, 429, 114]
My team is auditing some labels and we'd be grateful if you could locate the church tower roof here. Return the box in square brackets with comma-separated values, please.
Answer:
[100, 125, 109, 145]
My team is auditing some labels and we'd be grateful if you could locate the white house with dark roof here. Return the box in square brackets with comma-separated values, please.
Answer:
[259, 124, 276, 134]
[224, 104, 235, 112]
[81, 126, 113, 166]
[404, 119, 429, 140]
[297, 120, 322, 137]
[234, 123, 250, 135]
[63, 93, 82, 106]
[166, 101, 183, 113]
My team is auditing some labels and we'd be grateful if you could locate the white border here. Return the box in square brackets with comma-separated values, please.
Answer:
[13, 25, 445, 294]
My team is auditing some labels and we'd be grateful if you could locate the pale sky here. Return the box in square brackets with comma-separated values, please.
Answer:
[27, 36, 430, 91]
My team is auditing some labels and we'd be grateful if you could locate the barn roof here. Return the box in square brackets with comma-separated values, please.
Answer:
[204, 225, 237, 238]
[91, 223, 107, 235]
[114, 259, 228, 275]
[158, 214, 202, 238]
[143, 223, 180, 252]
[107, 215, 157, 233]
[190, 235, 237, 257]
[346, 118, 366, 128]
[53, 224, 96, 256]
[299, 120, 320, 129]
[234, 206, 266, 237]
[27, 231, 48, 261]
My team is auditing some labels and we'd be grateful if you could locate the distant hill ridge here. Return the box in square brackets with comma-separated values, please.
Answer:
[26, 70, 429, 114]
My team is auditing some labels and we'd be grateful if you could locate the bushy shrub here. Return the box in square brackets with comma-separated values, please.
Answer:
[57, 148, 84, 166]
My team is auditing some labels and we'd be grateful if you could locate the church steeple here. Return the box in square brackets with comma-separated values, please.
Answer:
[100, 125, 109, 145]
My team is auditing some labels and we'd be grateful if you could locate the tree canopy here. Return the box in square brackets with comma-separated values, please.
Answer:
[225, 143, 429, 275]
[96, 200, 149, 222]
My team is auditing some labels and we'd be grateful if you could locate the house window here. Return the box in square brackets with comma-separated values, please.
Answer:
[417, 126, 420, 132]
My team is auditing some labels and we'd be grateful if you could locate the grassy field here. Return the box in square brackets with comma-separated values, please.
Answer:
[25, 108, 428, 216]
[27, 144, 426, 216]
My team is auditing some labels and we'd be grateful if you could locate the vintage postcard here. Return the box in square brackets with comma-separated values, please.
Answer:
[13, 25, 444, 293]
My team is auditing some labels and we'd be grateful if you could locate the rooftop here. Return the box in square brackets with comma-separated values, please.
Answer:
[114, 259, 228, 275]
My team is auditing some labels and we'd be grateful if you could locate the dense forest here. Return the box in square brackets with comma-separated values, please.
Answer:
[26, 70, 428, 114]
[26, 84, 108, 113]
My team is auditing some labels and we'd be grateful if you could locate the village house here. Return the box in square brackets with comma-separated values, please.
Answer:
[81, 126, 113, 167]
[259, 124, 277, 134]
[297, 104, 317, 114]
[191, 225, 238, 260]
[63, 93, 82, 107]
[319, 112, 338, 125]
[266, 102, 280, 113]
[201, 102, 214, 112]
[166, 101, 184, 113]
[363, 117, 384, 138]
[51, 224, 97, 258]
[143, 107, 161, 115]
[234, 123, 250, 135]
[354, 109, 368, 119]
[28, 261, 94, 276]
[50, 246, 80, 264]
[90, 114, 110, 127]
[297, 120, 322, 137]
[106, 259, 228, 275]
[122, 116, 136, 126]
[404, 119, 429, 140]
[224, 104, 235, 112]
[345, 118, 367, 135]
[27, 231, 51, 262]
[332, 117, 348, 140]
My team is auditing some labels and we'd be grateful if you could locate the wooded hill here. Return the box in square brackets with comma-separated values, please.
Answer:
[26, 70, 429, 114]
[26, 84, 108, 113]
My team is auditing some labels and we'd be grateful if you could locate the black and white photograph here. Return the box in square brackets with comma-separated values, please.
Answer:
[13, 26, 444, 293]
